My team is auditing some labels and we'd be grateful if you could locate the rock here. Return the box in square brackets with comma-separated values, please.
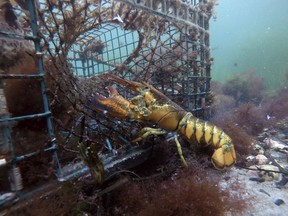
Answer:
[259, 189, 270, 197]
[258, 132, 269, 141]
[255, 154, 268, 165]
[269, 129, 278, 135]
[249, 177, 265, 183]
[268, 150, 287, 161]
[277, 133, 286, 140]
[224, 176, 231, 181]
[248, 165, 280, 181]
[276, 174, 288, 188]
[263, 138, 288, 153]
[246, 155, 256, 162]
[0, 192, 16, 202]
[274, 199, 285, 206]
[253, 143, 265, 154]
[260, 165, 281, 181]
[247, 167, 260, 178]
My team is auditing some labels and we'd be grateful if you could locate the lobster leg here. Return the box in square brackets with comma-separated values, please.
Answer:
[78, 142, 105, 184]
[131, 127, 188, 167]
[174, 135, 188, 167]
[131, 127, 167, 143]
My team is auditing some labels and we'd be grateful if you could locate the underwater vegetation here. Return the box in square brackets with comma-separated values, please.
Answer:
[9, 181, 81, 216]
[222, 70, 266, 106]
[210, 70, 288, 166]
[109, 167, 246, 216]
[3, 55, 44, 118]
[12, 158, 247, 216]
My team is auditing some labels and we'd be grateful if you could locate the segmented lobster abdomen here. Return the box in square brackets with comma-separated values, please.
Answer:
[178, 112, 232, 148]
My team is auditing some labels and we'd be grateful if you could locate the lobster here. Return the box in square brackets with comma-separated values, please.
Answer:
[90, 74, 236, 170]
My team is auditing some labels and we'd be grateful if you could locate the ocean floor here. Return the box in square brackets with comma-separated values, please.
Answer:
[222, 167, 288, 216]
[1, 120, 288, 216]
[222, 120, 288, 216]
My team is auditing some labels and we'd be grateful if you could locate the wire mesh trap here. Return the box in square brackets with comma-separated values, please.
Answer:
[0, 0, 216, 209]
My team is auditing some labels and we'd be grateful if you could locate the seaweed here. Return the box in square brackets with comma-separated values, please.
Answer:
[108, 166, 246, 216]
[210, 70, 288, 165]
[213, 69, 288, 136]
[3, 55, 43, 115]
[211, 116, 254, 167]
[222, 71, 266, 106]
[232, 103, 271, 136]
[7, 162, 247, 216]
[8, 181, 80, 216]
[210, 93, 236, 121]
[263, 88, 288, 121]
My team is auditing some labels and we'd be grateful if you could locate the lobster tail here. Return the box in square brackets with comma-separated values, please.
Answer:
[211, 135, 236, 169]
[179, 113, 236, 169]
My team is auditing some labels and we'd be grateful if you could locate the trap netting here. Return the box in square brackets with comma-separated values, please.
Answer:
[41, 1, 213, 116]
[0, 0, 215, 204]
[36, 0, 215, 179]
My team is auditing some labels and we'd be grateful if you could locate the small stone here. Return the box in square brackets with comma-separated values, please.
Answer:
[255, 154, 268, 165]
[258, 132, 269, 141]
[264, 138, 288, 153]
[249, 177, 265, 183]
[270, 129, 278, 135]
[248, 165, 280, 181]
[224, 176, 231, 181]
[274, 199, 285, 206]
[277, 133, 286, 140]
[276, 175, 288, 188]
[0, 192, 16, 201]
[246, 155, 255, 162]
[259, 189, 270, 196]
[247, 167, 260, 178]
[260, 165, 280, 181]
[253, 144, 265, 154]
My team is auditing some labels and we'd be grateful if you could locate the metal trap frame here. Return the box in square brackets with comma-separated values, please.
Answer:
[0, 0, 214, 210]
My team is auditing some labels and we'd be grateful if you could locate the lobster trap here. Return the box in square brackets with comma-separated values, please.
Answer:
[0, 0, 215, 209]
[67, 0, 213, 114]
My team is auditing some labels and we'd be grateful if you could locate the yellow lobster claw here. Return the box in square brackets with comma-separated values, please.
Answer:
[91, 86, 132, 119]
[91, 74, 155, 120]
